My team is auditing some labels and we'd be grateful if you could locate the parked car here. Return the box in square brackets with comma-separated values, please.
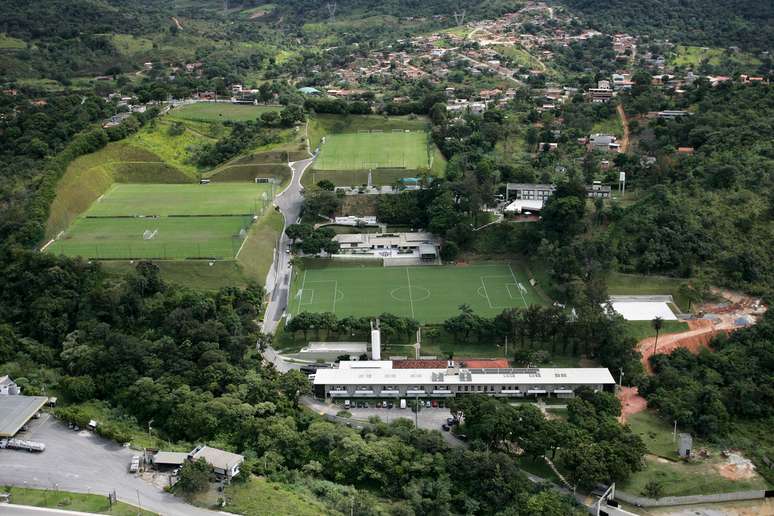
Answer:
[441, 424, 450, 432]
[129, 455, 140, 473]
[446, 417, 455, 425]
[431, 400, 438, 408]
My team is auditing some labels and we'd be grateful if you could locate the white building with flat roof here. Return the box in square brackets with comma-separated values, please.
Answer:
[313, 361, 615, 399]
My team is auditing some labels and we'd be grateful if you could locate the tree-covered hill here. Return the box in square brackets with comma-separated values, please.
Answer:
[560, 0, 774, 52]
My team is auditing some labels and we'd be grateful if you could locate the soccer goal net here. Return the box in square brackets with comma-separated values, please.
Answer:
[143, 229, 158, 240]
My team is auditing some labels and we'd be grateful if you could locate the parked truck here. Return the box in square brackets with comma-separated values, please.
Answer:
[0, 438, 46, 452]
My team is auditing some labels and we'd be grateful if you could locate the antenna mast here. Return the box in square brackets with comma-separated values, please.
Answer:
[453, 10, 466, 26]
[326, 1, 337, 22]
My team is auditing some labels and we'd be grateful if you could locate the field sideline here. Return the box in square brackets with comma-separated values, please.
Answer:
[290, 262, 543, 323]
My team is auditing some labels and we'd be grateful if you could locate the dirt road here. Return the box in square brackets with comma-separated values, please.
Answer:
[617, 103, 630, 153]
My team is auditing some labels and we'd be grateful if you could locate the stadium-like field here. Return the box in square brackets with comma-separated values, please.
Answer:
[47, 216, 252, 260]
[87, 183, 274, 217]
[290, 263, 543, 323]
[169, 102, 281, 122]
[314, 131, 430, 171]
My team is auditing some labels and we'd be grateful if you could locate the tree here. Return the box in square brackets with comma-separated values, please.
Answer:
[285, 223, 313, 241]
[439, 241, 459, 262]
[642, 480, 664, 499]
[651, 316, 664, 357]
[177, 458, 211, 496]
[316, 179, 335, 191]
[304, 190, 340, 218]
[427, 191, 460, 235]
[280, 104, 305, 126]
[260, 111, 279, 125]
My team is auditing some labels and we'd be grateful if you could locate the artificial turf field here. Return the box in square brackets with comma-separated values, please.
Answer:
[168, 102, 280, 122]
[87, 183, 274, 216]
[46, 183, 270, 260]
[314, 131, 430, 170]
[290, 263, 543, 323]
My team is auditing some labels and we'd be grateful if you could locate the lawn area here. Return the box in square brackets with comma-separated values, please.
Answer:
[110, 34, 154, 56]
[314, 131, 431, 171]
[302, 168, 423, 187]
[86, 183, 273, 217]
[290, 262, 544, 323]
[671, 45, 761, 69]
[607, 272, 690, 311]
[169, 102, 281, 123]
[621, 411, 770, 497]
[102, 260, 250, 290]
[223, 477, 334, 516]
[624, 320, 689, 342]
[47, 216, 253, 260]
[3, 487, 155, 515]
[591, 115, 624, 138]
[0, 33, 26, 49]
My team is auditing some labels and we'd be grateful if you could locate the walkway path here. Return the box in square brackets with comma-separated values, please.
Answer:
[617, 103, 631, 153]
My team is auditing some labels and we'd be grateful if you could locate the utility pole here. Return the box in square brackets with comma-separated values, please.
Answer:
[327, 1, 337, 22]
[673, 420, 677, 442]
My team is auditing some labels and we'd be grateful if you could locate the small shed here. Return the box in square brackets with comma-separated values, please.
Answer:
[152, 451, 188, 470]
[678, 433, 693, 458]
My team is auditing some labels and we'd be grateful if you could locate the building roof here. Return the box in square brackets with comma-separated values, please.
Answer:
[314, 361, 615, 387]
[505, 199, 544, 213]
[334, 232, 440, 247]
[392, 359, 509, 369]
[0, 395, 48, 437]
[0, 375, 13, 386]
[190, 446, 244, 471]
[153, 451, 189, 466]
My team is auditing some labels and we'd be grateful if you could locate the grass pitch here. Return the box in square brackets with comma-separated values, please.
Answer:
[47, 216, 252, 260]
[47, 183, 271, 260]
[169, 102, 281, 123]
[87, 183, 274, 217]
[290, 262, 543, 323]
[314, 131, 430, 171]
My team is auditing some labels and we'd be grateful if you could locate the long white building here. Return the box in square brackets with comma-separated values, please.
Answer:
[312, 361, 616, 399]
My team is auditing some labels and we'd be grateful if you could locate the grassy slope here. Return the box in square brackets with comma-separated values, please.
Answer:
[671, 45, 762, 68]
[0, 33, 26, 49]
[624, 320, 689, 341]
[223, 477, 334, 516]
[102, 260, 249, 291]
[591, 115, 624, 138]
[606, 272, 690, 311]
[4, 487, 156, 516]
[45, 142, 193, 239]
[237, 209, 284, 283]
[621, 411, 769, 496]
[127, 120, 213, 176]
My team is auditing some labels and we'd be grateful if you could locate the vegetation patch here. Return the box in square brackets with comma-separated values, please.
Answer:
[101, 259, 250, 291]
[223, 477, 333, 516]
[0, 33, 26, 49]
[236, 209, 285, 283]
[2, 486, 156, 516]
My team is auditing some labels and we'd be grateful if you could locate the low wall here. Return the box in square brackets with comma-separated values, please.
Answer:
[614, 489, 765, 507]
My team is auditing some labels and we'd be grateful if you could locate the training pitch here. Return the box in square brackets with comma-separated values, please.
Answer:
[87, 183, 274, 217]
[314, 131, 430, 171]
[169, 102, 280, 122]
[47, 183, 270, 260]
[290, 263, 543, 323]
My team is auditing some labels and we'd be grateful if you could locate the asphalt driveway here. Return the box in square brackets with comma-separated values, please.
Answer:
[0, 414, 214, 516]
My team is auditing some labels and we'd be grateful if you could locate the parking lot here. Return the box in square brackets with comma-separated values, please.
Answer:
[0, 414, 213, 516]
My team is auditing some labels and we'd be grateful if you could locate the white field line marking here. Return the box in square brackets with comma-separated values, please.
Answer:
[40, 239, 56, 252]
[508, 263, 528, 308]
[480, 276, 495, 309]
[332, 280, 338, 315]
[405, 267, 416, 319]
[297, 270, 308, 315]
[234, 227, 251, 258]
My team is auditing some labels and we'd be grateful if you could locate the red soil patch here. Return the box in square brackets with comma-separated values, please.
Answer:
[638, 319, 731, 373]
[618, 385, 647, 423]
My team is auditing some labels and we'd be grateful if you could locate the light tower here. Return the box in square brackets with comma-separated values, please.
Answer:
[370, 319, 381, 360]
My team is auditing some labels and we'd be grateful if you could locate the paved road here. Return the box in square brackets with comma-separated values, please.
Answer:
[0, 415, 214, 516]
[261, 156, 316, 335]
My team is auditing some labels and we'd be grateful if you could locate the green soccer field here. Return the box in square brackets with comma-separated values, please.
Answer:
[314, 131, 430, 171]
[169, 102, 281, 122]
[290, 263, 543, 323]
[47, 216, 252, 259]
[87, 183, 274, 217]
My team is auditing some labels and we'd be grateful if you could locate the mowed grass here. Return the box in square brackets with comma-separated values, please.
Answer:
[86, 183, 273, 217]
[169, 102, 281, 123]
[4, 486, 156, 515]
[47, 216, 251, 260]
[607, 272, 691, 311]
[308, 114, 431, 150]
[0, 33, 26, 49]
[290, 262, 543, 323]
[671, 45, 761, 68]
[315, 131, 430, 170]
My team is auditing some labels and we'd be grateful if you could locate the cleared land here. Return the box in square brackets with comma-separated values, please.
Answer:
[86, 183, 273, 217]
[290, 262, 543, 323]
[223, 477, 334, 516]
[315, 131, 430, 171]
[671, 45, 761, 69]
[169, 102, 280, 123]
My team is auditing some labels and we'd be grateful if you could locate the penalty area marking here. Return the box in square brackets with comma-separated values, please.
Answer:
[507, 263, 529, 308]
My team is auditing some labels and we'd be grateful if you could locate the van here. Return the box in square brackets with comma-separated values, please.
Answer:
[344, 400, 351, 409]
[399, 399, 406, 409]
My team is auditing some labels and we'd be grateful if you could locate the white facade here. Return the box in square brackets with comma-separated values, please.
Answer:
[313, 361, 616, 399]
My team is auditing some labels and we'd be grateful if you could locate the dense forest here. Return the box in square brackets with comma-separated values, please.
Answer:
[560, 0, 774, 52]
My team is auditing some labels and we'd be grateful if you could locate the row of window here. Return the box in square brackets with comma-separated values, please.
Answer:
[334, 384, 580, 393]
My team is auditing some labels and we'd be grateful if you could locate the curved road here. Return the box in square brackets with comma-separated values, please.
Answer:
[261, 156, 315, 335]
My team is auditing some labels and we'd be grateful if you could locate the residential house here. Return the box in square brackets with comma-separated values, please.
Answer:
[188, 445, 244, 479]
[0, 375, 20, 395]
